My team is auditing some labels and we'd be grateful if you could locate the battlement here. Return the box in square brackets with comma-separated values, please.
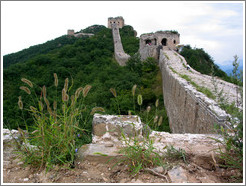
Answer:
[108, 16, 125, 29]
[139, 31, 180, 60]
[67, 29, 94, 38]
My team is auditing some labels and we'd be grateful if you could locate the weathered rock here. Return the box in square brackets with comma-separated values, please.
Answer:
[149, 131, 222, 157]
[76, 143, 122, 162]
[168, 166, 188, 183]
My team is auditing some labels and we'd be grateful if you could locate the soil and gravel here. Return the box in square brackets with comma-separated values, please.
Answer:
[3, 148, 242, 184]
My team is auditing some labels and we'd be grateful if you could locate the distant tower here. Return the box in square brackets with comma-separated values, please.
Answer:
[139, 31, 180, 60]
[67, 29, 75, 36]
[108, 16, 125, 29]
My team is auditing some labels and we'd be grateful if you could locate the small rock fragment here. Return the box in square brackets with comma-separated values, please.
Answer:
[23, 178, 29, 182]
[105, 143, 114, 147]
[168, 166, 188, 183]
[153, 166, 164, 174]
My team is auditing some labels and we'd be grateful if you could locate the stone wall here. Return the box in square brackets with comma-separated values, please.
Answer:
[159, 50, 230, 134]
[111, 23, 130, 66]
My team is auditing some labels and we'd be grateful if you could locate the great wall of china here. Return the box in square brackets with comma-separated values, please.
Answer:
[107, 17, 239, 134]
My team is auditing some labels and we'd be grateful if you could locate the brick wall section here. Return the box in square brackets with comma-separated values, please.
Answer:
[159, 49, 230, 134]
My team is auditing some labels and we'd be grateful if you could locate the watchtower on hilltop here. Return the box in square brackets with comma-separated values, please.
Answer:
[108, 16, 125, 29]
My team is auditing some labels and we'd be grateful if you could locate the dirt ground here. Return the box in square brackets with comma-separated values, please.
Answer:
[3, 149, 242, 184]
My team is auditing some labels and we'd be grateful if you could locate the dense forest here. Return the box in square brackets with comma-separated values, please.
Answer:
[3, 24, 232, 144]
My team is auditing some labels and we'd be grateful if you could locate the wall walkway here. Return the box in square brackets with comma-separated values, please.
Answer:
[111, 23, 130, 66]
[159, 49, 236, 133]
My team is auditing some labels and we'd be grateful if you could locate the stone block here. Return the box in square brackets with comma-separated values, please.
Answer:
[92, 114, 143, 138]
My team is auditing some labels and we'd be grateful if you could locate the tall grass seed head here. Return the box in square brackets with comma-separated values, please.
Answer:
[90, 107, 105, 115]
[44, 97, 50, 107]
[64, 78, 69, 92]
[54, 73, 58, 87]
[62, 88, 69, 102]
[110, 88, 117, 97]
[53, 101, 57, 110]
[20, 86, 31, 95]
[18, 96, 23, 110]
[42, 85, 46, 98]
[132, 84, 137, 96]
[147, 106, 151, 113]
[154, 115, 158, 123]
[71, 95, 75, 106]
[30, 106, 37, 112]
[137, 94, 143, 106]
[75, 87, 83, 99]
[83, 85, 92, 98]
[158, 116, 163, 126]
[38, 101, 43, 111]
[21, 78, 33, 88]
[155, 99, 159, 108]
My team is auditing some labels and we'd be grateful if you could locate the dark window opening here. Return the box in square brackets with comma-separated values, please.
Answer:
[154, 38, 157, 45]
[145, 39, 152, 45]
[114, 22, 116, 23]
[173, 40, 176, 44]
[161, 38, 167, 46]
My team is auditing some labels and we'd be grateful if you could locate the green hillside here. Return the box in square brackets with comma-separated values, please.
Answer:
[3, 36, 79, 69]
[180, 45, 231, 82]
[3, 25, 169, 138]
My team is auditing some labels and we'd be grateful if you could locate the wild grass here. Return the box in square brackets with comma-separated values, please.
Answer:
[17, 74, 104, 171]
[163, 52, 170, 60]
[179, 74, 216, 100]
[119, 130, 164, 176]
[164, 145, 187, 164]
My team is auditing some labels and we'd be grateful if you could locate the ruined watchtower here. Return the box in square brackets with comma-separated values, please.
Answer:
[108, 16, 125, 29]
[139, 31, 180, 60]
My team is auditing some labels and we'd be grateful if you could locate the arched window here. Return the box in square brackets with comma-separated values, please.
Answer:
[173, 40, 176, 44]
[145, 39, 152, 45]
[154, 38, 157, 45]
[161, 38, 167, 46]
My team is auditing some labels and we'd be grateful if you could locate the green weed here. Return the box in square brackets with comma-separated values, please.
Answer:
[119, 130, 164, 176]
[17, 74, 104, 171]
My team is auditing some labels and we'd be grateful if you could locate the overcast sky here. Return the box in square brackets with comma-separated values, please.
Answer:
[1, 1, 244, 66]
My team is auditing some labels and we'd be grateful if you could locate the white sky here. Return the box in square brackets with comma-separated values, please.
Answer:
[1, 1, 244, 66]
